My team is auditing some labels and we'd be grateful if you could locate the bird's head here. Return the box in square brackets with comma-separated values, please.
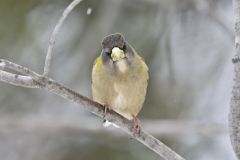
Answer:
[101, 33, 135, 74]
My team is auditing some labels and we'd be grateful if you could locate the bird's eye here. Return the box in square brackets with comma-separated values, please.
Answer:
[122, 44, 126, 51]
[104, 51, 112, 58]
[104, 48, 111, 56]
[105, 51, 111, 56]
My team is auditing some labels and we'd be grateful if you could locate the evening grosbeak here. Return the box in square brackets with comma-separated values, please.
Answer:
[92, 33, 148, 132]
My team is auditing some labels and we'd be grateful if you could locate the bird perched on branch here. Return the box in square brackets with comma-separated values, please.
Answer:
[92, 33, 148, 133]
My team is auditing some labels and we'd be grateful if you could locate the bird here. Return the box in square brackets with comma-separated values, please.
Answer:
[91, 33, 148, 133]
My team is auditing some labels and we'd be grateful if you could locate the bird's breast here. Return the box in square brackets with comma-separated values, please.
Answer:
[114, 60, 128, 74]
[113, 83, 126, 110]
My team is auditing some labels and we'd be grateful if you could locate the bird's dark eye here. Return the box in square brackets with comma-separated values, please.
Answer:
[104, 48, 111, 55]
[122, 44, 126, 51]
[105, 52, 111, 56]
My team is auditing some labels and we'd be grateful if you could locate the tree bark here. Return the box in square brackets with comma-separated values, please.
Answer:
[229, 0, 240, 159]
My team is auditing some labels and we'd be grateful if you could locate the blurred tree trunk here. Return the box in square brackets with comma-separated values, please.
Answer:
[229, 0, 240, 159]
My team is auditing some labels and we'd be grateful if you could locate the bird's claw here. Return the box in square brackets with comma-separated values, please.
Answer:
[103, 104, 111, 121]
[131, 115, 141, 137]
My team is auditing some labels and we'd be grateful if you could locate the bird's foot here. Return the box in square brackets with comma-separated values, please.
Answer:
[103, 104, 111, 121]
[131, 115, 141, 137]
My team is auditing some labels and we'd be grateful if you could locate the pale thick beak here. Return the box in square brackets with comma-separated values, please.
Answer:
[111, 47, 125, 61]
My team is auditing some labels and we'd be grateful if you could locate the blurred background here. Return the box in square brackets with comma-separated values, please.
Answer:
[0, 0, 235, 159]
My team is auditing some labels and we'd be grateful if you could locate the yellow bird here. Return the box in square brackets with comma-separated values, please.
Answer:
[92, 33, 148, 131]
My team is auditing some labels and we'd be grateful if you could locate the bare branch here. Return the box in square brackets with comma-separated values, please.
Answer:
[0, 59, 40, 79]
[229, 0, 240, 159]
[43, 0, 85, 76]
[0, 70, 41, 88]
[0, 59, 185, 160]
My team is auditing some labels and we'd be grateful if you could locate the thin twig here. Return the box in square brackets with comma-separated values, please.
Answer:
[0, 59, 185, 160]
[43, 0, 85, 76]
[229, 0, 240, 159]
